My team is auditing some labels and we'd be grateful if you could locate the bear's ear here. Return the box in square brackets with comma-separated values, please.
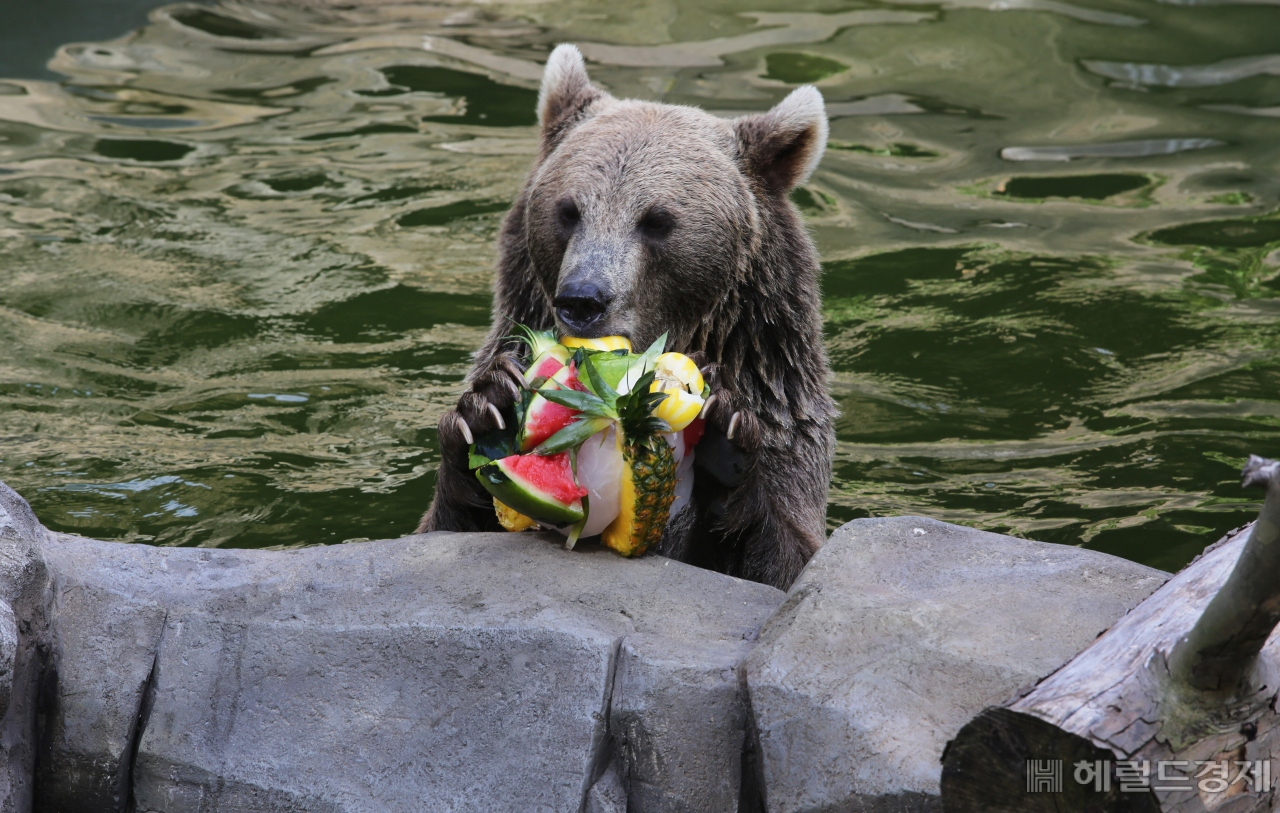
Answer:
[733, 86, 829, 196]
[537, 44, 607, 151]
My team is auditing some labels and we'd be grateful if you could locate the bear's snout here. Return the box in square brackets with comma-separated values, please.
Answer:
[553, 282, 612, 334]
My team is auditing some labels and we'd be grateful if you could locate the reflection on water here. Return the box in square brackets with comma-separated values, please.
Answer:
[0, 0, 1277, 570]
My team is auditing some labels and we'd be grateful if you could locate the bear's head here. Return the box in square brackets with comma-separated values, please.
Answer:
[523, 45, 828, 352]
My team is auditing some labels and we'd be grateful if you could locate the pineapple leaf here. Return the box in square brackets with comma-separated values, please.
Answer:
[564, 503, 588, 550]
[615, 369, 671, 440]
[640, 390, 668, 412]
[591, 354, 639, 393]
[580, 353, 619, 408]
[633, 332, 668, 374]
[535, 415, 613, 454]
[537, 387, 605, 413]
[615, 335, 666, 396]
[631, 369, 659, 399]
[506, 322, 559, 361]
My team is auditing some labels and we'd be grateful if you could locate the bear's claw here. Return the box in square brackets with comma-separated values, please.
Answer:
[486, 402, 506, 431]
[699, 393, 718, 420]
[497, 356, 529, 388]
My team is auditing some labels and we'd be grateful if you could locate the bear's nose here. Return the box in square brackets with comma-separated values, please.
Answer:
[553, 283, 611, 333]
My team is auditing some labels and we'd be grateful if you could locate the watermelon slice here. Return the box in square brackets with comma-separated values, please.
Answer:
[476, 452, 587, 526]
[520, 363, 588, 452]
[526, 345, 571, 388]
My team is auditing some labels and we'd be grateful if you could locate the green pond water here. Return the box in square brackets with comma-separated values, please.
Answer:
[0, 0, 1277, 572]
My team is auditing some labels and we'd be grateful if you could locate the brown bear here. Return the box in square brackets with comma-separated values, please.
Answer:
[417, 45, 835, 591]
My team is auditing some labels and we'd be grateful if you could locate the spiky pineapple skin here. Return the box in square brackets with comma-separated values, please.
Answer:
[604, 438, 676, 557]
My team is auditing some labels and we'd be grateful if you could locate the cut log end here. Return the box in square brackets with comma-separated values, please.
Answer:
[941, 454, 1280, 813]
[941, 708, 1160, 813]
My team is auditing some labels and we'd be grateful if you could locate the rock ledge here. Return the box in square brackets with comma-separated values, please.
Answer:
[0, 482, 1167, 813]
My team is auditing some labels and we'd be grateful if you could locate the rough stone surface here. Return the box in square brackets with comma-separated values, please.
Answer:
[609, 629, 756, 812]
[34, 555, 166, 813]
[0, 481, 50, 813]
[35, 528, 782, 813]
[0, 478, 1187, 813]
[744, 515, 1171, 813]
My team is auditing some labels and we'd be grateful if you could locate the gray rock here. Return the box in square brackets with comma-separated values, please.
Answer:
[609, 600, 764, 811]
[34, 530, 782, 813]
[0, 481, 51, 813]
[2, 476, 1184, 813]
[586, 765, 627, 813]
[744, 516, 1171, 813]
[34, 553, 166, 813]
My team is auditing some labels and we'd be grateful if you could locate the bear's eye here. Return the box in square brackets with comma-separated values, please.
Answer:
[638, 208, 674, 243]
[556, 199, 581, 235]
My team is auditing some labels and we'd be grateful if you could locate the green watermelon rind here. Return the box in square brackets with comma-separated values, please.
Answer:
[476, 460, 585, 526]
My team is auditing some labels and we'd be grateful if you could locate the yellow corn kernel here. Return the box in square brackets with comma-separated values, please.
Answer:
[561, 336, 632, 352]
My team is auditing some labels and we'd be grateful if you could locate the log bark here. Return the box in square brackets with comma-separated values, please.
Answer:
[941, 455, 1280, 813]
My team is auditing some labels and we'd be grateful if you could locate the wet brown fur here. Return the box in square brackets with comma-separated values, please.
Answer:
[418, 46, 836, 591]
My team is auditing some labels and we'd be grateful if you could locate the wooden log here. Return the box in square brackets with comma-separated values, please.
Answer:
[941, 455, 1280, 813]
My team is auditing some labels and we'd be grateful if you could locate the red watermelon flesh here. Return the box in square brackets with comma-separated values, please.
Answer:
[477, 451, 587, 526]
[528, 353, 565, 383]
[683, 418, 706, 449]
[500, 452, 587, 506]
[526, 345, 572, 388]
[520, 363, 588, 452]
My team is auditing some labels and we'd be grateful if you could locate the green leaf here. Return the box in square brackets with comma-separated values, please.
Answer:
[538, 387, 605, 412]
[581, 353, 619, 406]
[614, 335, 665, 397]
[535, 416, 613, 454]
[635, 332, 668, 372]
[564, 504, 588, 551]
[513, 389, 530, 432]
[637, 369, 658, 391]
[640, 389, 667, 412]
[591, 354, 638, 391]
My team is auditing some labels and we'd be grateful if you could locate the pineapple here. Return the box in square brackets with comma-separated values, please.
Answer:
[604, 427, 676, 556]
[531, 335, 682, 556]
